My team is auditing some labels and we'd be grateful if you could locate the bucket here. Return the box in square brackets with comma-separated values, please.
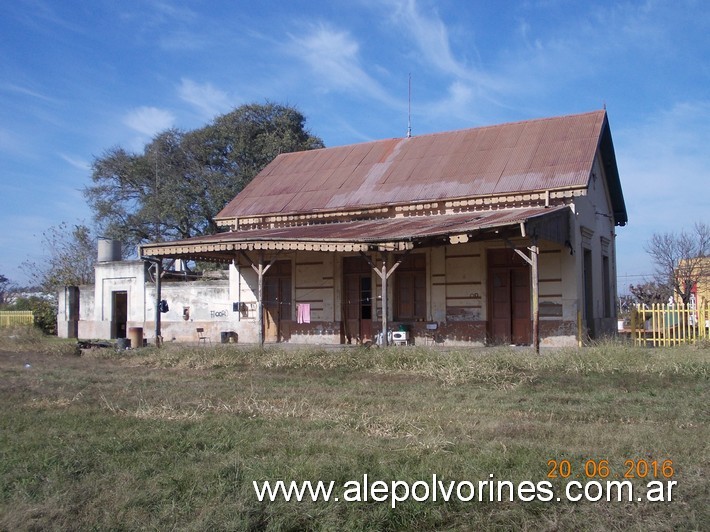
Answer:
[115, 338, 130, 350]
[220, 331, 237, 344]
[128, 327, 143, 348]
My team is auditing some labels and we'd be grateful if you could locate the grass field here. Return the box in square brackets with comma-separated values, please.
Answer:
[1, 328, 707, 531]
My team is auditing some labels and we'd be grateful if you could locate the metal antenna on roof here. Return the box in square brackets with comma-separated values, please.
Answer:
[407, 73, 412, 138]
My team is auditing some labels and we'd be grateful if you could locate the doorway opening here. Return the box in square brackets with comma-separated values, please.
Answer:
[487, 249, 531, 345]
[112, 291, 127, 339]
[343, 256, 373, 343]
[263, 260, 292, 342]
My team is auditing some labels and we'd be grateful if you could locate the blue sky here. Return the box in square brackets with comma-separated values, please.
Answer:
[1, 0, 708, 288]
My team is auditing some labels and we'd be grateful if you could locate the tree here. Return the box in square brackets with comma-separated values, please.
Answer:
[627, 280, 673, 307]
[23, 222, 97, 295]
[10, 296, 57, 335]
[85, 102, 324, 249]
[0, 274, 11, 305]
[645, 221, 710, 305]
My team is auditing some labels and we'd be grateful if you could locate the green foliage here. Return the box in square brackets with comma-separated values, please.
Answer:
[7, 296, 57, 335]
[85, 102, 324, 248]
[0, 274, 11, 305]
[0, 324, 78, 355]
[628, 280, 673, 307]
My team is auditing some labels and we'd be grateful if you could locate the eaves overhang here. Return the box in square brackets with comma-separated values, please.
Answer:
[140, 206, 570, 263]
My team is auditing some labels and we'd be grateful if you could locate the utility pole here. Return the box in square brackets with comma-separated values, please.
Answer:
[141, 256, 162, 347]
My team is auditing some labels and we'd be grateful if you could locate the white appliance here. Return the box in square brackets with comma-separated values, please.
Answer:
[392, 331, 409, 345]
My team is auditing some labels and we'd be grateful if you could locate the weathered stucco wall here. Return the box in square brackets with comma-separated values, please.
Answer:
[570, 152, 619, 340]
[290, 252, 341, 344]
[149, 279, 235, 343]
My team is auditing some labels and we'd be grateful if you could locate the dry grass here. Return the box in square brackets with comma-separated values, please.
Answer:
[0, 336, 707, 530]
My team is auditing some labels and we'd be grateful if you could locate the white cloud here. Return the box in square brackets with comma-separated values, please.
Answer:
[0, 82, 55, 102]
[387, 0, 470, 79]
[383, 0, 508, 92]
[152, 1, 197, 23]
[122, 106, 175, 137]
[178, 78, 231, 119]
[373, 0, 510, 123]
[426, 81, 475, 119]
[289, 24, 398, 107]
[59, 153, 91, 171]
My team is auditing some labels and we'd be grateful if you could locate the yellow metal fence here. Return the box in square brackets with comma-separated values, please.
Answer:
[0, 310, 35, 327]
[631, 302, 709, 346]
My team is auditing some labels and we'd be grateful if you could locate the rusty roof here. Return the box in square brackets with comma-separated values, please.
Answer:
[216, 110, 626, 225]
[141, 206, 569, 261]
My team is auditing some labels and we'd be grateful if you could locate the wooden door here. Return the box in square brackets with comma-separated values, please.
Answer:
[343, 257, 373, 343]
[487, 250, 531, 345]
[511, 268, 531, 344]
[263, 261, 292, 343]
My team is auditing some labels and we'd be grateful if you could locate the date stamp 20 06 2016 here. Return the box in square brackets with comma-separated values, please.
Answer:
[545, 459, 677, 503]
[547, 459, 675, 481]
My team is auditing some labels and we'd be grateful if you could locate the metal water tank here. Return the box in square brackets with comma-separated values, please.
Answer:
[98, 239, 122, 262]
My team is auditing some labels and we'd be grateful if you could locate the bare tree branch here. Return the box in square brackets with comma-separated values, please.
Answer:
[644, 221, 710, 304]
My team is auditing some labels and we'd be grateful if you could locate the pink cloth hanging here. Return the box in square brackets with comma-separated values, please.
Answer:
[297, 303, 311, 324]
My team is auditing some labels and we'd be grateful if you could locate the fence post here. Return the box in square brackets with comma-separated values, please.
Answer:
[0, 311, 35, 327]
[632, 301, 710, 347]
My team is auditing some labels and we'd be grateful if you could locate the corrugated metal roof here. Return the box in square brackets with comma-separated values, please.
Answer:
[216, 110, 619, 221]
[142, 206, 569, 260]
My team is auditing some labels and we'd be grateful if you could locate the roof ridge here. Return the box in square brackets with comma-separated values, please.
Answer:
[309, 109, 607, 150]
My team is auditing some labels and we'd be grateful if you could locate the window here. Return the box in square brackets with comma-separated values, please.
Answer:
[394, 254, 426, 320]
[602, 255, 611, 318]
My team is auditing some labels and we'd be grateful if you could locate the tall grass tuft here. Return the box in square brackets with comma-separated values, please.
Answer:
[0, 325, 79, 356]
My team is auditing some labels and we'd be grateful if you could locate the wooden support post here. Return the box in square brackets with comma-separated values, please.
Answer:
[241, 250, 279, 346]
[256, 253, 265, 346]
[381, 252, 390, 346]
[141, 256, 163, 347]
[504, 237, 540, 353]
[530, 239, 540, 354]
[359, 249, 410, 346]
[154, 260, 162, 347]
